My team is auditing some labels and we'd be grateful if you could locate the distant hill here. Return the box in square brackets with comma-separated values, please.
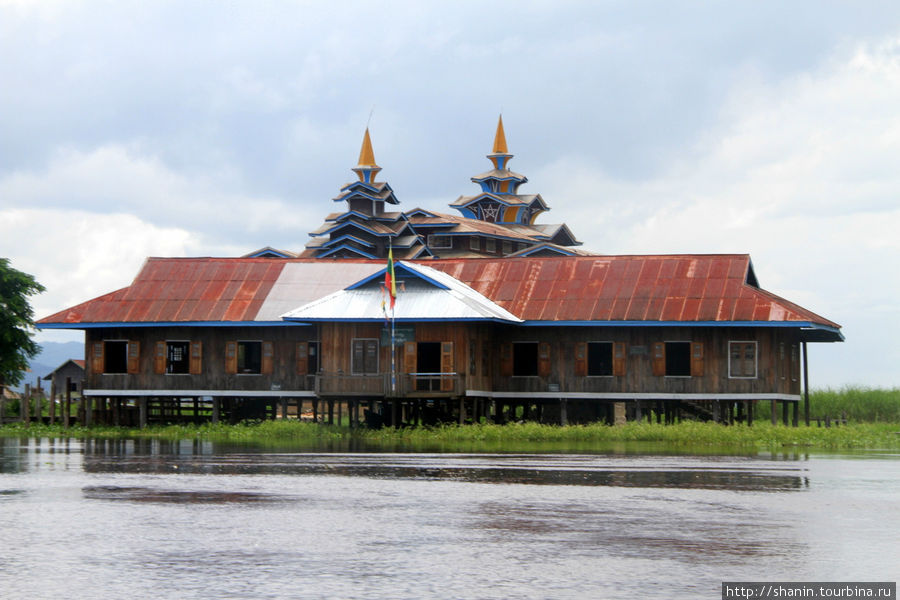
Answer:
[9, 341, 84, 392]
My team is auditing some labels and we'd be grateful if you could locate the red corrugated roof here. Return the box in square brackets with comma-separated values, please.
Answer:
[38, 258, 288, 325]
[426, 255, 840, 327]
[36, 254, 840, 330]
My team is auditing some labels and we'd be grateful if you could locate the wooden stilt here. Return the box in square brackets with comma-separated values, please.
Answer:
[63, 378, 71, 428]
[771, 398, 777, 426]
[634, 399, 642, 423]
[802, 341, 810, 426]
[559, 398, 568, 426]
[782, 400, 789, 426]
[746, 400, 753, 427]
[22, 384, 30, 423]
[139, 398, 148, 428]
[792, 401, 799, 427]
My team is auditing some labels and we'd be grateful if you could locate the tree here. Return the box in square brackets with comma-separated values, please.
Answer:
[0, 258, 45, 393]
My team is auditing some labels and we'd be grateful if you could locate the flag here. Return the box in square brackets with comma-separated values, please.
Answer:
[385, 242, 397, 310]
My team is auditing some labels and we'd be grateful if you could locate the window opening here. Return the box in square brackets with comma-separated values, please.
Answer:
[513, 342, 539, 376]
[665, 342, 691, 377]
[167, 341, 190, 374]
[104, 341, 128, 374]
[238, 341, 262, 374]
[587, 342, 613, 376]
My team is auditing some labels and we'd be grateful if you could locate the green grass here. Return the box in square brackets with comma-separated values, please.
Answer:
[3, 419, 899, 451]
[3, 386, 899, 451]
[753, 385, 900, 423]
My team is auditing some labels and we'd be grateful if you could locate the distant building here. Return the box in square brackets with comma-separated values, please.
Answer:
[42, 359, 85, 397]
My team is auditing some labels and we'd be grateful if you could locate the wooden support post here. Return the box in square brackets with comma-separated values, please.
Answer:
[49, 382, 57, 425]
[64, 378, 71, 428]
[493, 400, 501, 424]
[747, 400, 753, 427]
[139, 398, 148, 429]
[736, 401, 744, 424]
[84, 396, 92, 427]
[458, 397, 466, 425]
[559, 398, 568, 426]
[22, 384, 30, 423]
[327, 399, 334, 425]
[771, 399, 777, 426]
[280, 398, 288, 420]
[782, 400, 789, 426]
[212, 398, 220, 424]
[391, 399, 399, 428]
[802, 341, 810, 426]
[35, 380, 43, 420]
[634, 399, 642, 423]
[792, 401, 799, 428]
[312, 398, 319, 423]
[337, 399, 342, 425]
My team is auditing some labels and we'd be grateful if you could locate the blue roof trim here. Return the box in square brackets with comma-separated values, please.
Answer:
[519, 320, 837, 330]
[37, 321, 311, 330]
[316, 221, 397, 238]
[511, 245, 576, 257]
[318, 244, 378, 259]
[322, 234, 376, 249]
[346, 263, 450, 291]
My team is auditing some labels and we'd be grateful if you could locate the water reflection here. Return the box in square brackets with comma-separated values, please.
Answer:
[82, 485, 292, 504]
[2, 437, 898, 599]
[79, 449, 808, 491]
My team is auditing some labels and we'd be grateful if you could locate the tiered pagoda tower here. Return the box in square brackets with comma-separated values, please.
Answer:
[301, 129, 427, 259]
[298, 118, 582, 260]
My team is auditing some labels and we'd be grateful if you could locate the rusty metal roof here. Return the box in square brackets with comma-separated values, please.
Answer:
[425, 255, 841, 329]
[36, 254, 841, 337]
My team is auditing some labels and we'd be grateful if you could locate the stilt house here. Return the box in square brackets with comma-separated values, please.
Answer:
[36, 120, 842, 426]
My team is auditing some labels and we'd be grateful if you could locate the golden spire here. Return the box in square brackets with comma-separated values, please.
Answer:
[357, 128, 378, 167]
[492, 115, 508, 154]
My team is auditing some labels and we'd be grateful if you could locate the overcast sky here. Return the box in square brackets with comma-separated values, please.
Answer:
[2, 1, 899, 388]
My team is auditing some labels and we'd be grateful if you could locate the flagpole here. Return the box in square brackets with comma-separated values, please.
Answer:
[389, 240, 396, 396]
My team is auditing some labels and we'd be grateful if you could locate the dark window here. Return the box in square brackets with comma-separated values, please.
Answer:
[308, 341, 320, 374]
[428, 235, 452, 249]
[485, 239, 496, 253]
[729, 341, 757, 378]
[469, 237, 480, 252]
[167, 341, 190, 374]
[665, 342, 691, 377]
[587, 342, 613, 376]
[104, 341, 128, 374]
[502, 241, 512, 255]
[352, 339, 379, 374]
[238, 341, 262, 374]
[513, 342, 538, 376]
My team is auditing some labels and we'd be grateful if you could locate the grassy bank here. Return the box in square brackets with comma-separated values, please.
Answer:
[754, 385, 900, 423]
[3, 419, 899, 451]
[3, 386, 898, 451]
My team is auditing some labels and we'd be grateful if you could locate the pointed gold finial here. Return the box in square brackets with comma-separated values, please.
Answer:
[357, 128, 378, 167]
[492, 115, 508, 154]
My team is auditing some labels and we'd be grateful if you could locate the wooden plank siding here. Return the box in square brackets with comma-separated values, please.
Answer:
[84, 323, 802, 398]
[484, 325, 802, 396]
[85, 326, 318, 392]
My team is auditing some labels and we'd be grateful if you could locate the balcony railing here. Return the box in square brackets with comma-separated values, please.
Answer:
[314, 372, 464, 398]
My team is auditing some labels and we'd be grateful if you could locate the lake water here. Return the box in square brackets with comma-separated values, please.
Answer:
[0, 437, 897, 599]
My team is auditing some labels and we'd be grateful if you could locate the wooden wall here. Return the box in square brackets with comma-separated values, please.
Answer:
[84, 322, 804, 397]
[85, 326, 318, 392]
